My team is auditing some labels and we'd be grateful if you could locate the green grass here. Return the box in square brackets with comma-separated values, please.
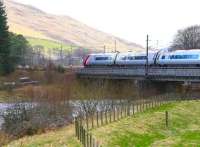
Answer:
[5, 101, 200, 147]
[27, 37, 77, 53]
[5, 125, 81, 147]
[91, 101, 200, 147]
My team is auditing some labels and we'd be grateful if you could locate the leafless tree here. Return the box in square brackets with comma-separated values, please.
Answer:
[171, 25, 200, 50]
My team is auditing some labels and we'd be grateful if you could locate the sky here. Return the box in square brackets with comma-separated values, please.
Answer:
[13, 0, 200, 48]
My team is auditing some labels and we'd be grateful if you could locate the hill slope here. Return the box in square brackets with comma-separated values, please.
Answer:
[5, 0, 144, 52]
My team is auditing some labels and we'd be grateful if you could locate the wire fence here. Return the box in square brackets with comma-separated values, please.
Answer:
[74, 93, 200, 147]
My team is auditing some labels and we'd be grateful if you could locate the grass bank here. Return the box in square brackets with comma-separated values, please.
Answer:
[90, 101, 200, 147]
[5, 125, 81, 147]
[5, 101, 200, 147]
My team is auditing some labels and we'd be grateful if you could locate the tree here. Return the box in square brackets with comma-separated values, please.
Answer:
[171, 25, 200, 50]
[0, 0, 11, 75]
[9, 33, 31, 65]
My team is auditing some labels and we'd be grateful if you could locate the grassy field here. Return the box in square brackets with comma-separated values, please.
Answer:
[4, 101, 200, 147]
[90, 101, 200, 147]
[5, 125, 81, 147]
[27, 37, 77, 53]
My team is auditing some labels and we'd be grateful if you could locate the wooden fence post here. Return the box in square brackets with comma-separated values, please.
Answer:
[96, 111, 99, 127]
[86, 113, 89, 130]
[105, 110, 108, 124]
[109, 110, 112, 123]
[113, 107, 116, 121]
[87, 132, 89, 147]
[83, 128, 86, 147]
[121, 105, 123, 118]
[91, 114, 94, 129]
[90, 134, 92, 147]
[100, 111, 103, 126]
[166, 111, 169, 128]
[117, 106, 119, 120]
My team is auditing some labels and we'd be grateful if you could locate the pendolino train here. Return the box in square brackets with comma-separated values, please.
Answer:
[83, 49, 200, 67]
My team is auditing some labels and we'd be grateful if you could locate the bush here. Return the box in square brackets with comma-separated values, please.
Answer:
[1, 102, 72, 138]
[56, 65, 65, 73]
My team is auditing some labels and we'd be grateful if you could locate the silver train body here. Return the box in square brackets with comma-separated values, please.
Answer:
[83, 49, 200, 67]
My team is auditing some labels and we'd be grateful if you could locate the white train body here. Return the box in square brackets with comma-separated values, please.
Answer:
[115, 52, 155, 65]
[157, 49, 200, 65]
[84, 53, 117, 66]
[83, 49, 200, 67]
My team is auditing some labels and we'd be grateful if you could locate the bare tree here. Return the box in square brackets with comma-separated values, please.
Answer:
[171, 25, 200, 50]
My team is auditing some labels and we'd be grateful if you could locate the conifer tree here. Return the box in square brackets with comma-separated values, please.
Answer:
[0, 0, 12, 75]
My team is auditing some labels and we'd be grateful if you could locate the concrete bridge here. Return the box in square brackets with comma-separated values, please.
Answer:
[76, 67, 200, 82]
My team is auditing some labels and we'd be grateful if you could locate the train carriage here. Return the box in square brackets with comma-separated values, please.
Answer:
[157, 49, 200, 66]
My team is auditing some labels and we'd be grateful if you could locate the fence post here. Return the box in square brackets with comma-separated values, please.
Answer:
[86, 113, 89, 130]
[166, 111, 169, 128]
[75, 117, 77, 137]
[80, 126, 82, 144]
[121, 105, 123, 118]
[87, 132, 89, 147]
[96, 111, 99, 127]
[91, 114, 94, 128]
[83, 128, 86, 147]
[90, 134, 92, 147]
[105, 110, 108, 124]
[142, 99, 144, 112]
[109, 110, 112, 123]
[132, 103, 135, 115]
[113, 107, 116, 121]
[78, 117, 81, 140]
[117, 106, 119, 120]
[101, 111, 103, 126]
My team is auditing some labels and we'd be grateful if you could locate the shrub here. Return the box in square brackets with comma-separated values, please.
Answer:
[1, 102, 72, 138]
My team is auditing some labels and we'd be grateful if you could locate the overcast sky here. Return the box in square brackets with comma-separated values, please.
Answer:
[13, 0, 200, 48]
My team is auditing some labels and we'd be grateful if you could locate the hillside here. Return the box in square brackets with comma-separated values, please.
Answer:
[4, 0, 144, 53]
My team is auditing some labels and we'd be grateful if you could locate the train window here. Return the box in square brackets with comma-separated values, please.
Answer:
[161, 56, 165, 59]
[121, 56, 127, 60]
[170, 54, 199, 59]
[135, 56, 147, 60]
[128, 56, 134, 60]
[95, 57, 109, 60]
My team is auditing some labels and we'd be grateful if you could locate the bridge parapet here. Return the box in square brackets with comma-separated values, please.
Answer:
[76, 67, 200, 82]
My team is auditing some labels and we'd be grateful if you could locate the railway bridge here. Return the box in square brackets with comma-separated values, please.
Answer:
[76, 67, 200, 83]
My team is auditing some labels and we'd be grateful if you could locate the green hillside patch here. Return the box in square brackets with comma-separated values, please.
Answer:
[91, 101, 200, 147]
[27, 37, 77, 53]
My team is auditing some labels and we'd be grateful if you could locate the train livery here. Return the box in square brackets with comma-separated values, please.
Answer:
[83, 49, 200, 67]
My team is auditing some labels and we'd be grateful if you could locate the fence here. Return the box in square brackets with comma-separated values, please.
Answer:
[74, 93, 181, 147]
[74, 93, 200, 147]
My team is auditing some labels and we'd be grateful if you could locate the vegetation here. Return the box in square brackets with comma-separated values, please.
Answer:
[4, 101, 200, 147]
[0, 1, 32, 75]
[0, 1, 11, 75]
[27, 37, 76, 53]
[4, 125, 81, 147]
[9, 33, 32, 66]
[171, 25, 200, 50]
[90, 101, 200, 147]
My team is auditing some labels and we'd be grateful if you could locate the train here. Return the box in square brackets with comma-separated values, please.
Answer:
[83, 49, 200, 67]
